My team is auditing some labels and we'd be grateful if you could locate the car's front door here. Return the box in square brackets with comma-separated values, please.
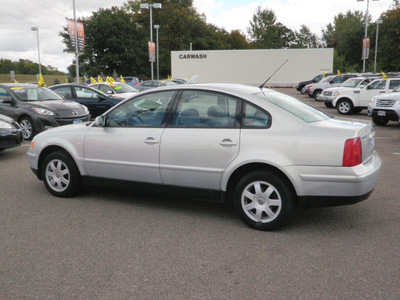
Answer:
[73, 86, 111, 117]
[160, 90, 241, 190]
[83, 90, 176, 183]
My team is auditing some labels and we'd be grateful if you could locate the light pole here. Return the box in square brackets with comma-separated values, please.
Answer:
[357, 0, 379, 72]
[31, 27, 42, 76]
[374, 19, 383, 73]
[154, 24, 160, 80]
[140, 3, 162, 80]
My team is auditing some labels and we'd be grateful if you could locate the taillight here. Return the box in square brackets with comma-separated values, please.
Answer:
[343, 137, 362, 167]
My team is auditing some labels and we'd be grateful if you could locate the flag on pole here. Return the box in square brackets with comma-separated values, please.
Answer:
[98, 76, 104, 83]
[84, 76, 88, 81]
[106, 77, 114, 85]
[381, 71, 387, 81]
[91, 77, 97, 83]
[38, 74, 45, 87]
[120, 75, 125, 83]
[337, 70, 341, 77]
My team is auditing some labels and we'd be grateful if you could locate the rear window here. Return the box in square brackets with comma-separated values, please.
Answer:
[254, 90, 331, 123]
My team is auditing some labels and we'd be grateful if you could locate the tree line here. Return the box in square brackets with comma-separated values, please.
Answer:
[3, 0, 400, 78]
[0, 59, 65, 75]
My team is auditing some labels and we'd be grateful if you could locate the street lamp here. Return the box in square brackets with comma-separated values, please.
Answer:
[357, 0, 380, 72]
[140, 3, 162, 80]
[374, 19, 383, 73]
[31, 27, 42, 76]
[154, 24, 160, 80]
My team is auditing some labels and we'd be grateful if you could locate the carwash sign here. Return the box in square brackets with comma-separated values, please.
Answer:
[179, 54, 208, 59]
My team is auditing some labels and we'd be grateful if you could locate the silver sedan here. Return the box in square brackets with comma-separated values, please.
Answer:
[27, 84, 382, 231]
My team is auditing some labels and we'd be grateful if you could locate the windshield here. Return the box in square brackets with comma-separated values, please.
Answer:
[11, 86, 64, 101]
[319, 76, 333, 83]
[340, 78, 363, 88]
[111, 83, 138, 94]
[255, 90, 331, 123]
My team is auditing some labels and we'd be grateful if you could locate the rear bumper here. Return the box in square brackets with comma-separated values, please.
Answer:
[285, 151, 382, 207]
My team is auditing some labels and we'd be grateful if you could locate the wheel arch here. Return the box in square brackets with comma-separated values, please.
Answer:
[224, 162, 298, 206]
[37, 145, 80, 180]
[333, 96, 354, 107]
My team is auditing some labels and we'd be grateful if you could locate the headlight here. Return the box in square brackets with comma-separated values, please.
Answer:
[333, 92, 340, 97]
[32, 108, 55, 116]
[0, 120, 12, 129]
[82, 105, 89, 114]
[369, 97, 377, 105]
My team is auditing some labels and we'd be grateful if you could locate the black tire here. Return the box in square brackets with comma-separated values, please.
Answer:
[324, 101, 333, 108]
[372, 117, 389, 126]
[336, 99, 353, 115]
[19, 116, 35, 140]
[233, 170, 295, 231]
[41, 151, 82, 197]
[313, 90, 322, 100]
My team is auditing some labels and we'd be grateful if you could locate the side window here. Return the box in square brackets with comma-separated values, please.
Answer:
[389, 80, 400, 90]
[106, 91, 175, 127]
[99, 85, 112, 93]
[0, 87, 11, 99]
[53, 87, 72, 98]
[143, 81, 153, 87]
[75, 87, 98, 99]
[368, 80, 385, 90]
[242, 103, 271, 128]
[173, 90, 239, 128]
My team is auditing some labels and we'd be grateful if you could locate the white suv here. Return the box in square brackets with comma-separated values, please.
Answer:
[368, 87, 400, 125]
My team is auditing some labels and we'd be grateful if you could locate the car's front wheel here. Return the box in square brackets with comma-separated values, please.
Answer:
[372, 117, 389, 126]
[337, 99, 353, 115]
[19, 116, 35, 140]
[233, 170, 295, 231]
[42, 151, 82, 197]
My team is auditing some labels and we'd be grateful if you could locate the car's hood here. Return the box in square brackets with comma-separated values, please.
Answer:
[25, 100, 88, 117]
[374, 91, 400, 100]
[117, 92, 138, 99]
[0, 114, 15, 123]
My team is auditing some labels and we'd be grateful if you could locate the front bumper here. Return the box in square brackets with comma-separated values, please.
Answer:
[0, 128, 23, 149]
[370, 109, 400, 122]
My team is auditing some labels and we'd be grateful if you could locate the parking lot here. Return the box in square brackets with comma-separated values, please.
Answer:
[1, 88, 399, 299]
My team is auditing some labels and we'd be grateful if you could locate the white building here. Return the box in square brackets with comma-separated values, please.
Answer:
[171, 48, 333, 87]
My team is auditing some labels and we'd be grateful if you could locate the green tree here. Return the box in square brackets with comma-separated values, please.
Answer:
[293, 25, 319, 48]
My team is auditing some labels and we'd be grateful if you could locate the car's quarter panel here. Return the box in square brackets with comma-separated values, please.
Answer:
[83, 126, 163, 183]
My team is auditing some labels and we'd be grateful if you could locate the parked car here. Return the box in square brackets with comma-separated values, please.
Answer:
[49, 84, 124, 118]
[27, 83, 381, 231]
[307, 74, 359, 99]
[123, 76, 140, 86]
[0, 83, 90, 140]
[320, 77, 377, 107]
[330, 77, 400, 115]
[295, 73, 333, 93]
[0, 113, 23, 152]
[136, 80, 176, 92]
[89, 82, 139, 100]
[368, 86, 400, 125]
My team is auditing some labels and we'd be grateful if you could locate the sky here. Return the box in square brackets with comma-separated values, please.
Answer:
[0, 0, 395, 74]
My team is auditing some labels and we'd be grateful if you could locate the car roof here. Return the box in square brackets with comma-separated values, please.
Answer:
[49, 83, 88, 88]
[0, 83, 39, 88]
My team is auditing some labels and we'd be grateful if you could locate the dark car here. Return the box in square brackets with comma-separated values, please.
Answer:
[49, 84, 124, 118]
[295, 73, 334, 93]
[136, 80, 176, 92]
[0, 113, 23, 152]
[0, 83, 90, 140]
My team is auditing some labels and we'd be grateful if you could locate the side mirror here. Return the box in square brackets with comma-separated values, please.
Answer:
[106, 91, 113, 95]
[97, 95, 106, 101]
[0, 97, 12, 103]
[95, 115, 106, 127]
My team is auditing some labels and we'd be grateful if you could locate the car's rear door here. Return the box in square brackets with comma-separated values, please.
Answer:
[160, 90, 241, 190]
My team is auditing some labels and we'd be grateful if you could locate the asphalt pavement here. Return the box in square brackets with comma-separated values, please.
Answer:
[0, 88, 399, 299]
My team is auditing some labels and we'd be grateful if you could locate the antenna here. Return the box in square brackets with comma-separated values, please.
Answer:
[259, 59, 289, 89]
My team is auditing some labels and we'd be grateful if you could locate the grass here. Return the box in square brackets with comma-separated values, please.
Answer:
[0, 74, 71, 85]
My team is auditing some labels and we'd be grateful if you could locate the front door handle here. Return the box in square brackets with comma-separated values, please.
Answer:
[144, 137, 159, 145]
[219, 139, 237, 147]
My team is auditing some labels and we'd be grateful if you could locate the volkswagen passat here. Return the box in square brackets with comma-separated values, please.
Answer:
[0, 83, 90, 140]
[27, 84, 382, 230]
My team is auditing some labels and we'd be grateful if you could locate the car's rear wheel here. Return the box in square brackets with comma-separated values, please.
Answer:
[42, 151, 82, 197]
[313, 89, 322, 100]
[337, 99, 353, 115]
[372, 117, 389, 126]
[19, 117, 35, 140]
[233, 170, 295, 231]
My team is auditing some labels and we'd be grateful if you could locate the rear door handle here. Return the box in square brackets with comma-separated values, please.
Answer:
[219, 139, 237, 147]
[144, 137, 159, 145]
